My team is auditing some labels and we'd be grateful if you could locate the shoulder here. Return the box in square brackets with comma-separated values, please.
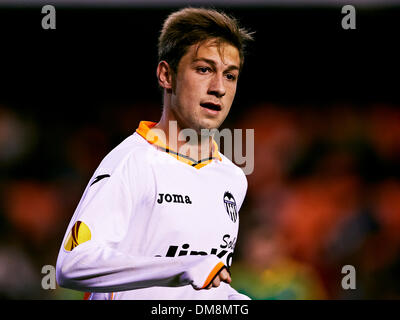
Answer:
[217, 152, 248, 190]
[216, 153, 248, 211]
[219, 152, 247, 178]
[87, 133, 155, 189]
[86, 132, 155, 197]
[97, 132, 153, 172]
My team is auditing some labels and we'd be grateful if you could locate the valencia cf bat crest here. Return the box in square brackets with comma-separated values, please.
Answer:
[223, 191, 238, 223]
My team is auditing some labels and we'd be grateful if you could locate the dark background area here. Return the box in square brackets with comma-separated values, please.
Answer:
[1, 6, 399, 104]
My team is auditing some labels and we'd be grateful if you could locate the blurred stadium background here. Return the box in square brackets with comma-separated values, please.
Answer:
[0, 0, 399, 299]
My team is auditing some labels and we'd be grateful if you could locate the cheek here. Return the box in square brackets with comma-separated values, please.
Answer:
[222, 105, 232, 120]
[229, 82, 238, 96]
[224, 85, 237, 105]
[176, 75, 202, 102]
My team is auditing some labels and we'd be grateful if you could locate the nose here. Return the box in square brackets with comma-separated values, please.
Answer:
[207, 73, 226, 98]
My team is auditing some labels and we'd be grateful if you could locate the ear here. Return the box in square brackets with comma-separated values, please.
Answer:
[156, 61, 174, 92]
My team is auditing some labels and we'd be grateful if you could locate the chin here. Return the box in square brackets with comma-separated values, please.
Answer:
[198, 122, 221, 133]
[202, 117, 223, 129]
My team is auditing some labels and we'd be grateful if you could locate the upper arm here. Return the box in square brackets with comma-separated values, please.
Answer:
[60, 150, 146, 253]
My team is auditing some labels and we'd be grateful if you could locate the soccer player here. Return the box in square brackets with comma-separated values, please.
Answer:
[56, 7, 254, 300]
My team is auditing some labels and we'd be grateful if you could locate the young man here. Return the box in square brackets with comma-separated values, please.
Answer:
[56, 7, 253, 300]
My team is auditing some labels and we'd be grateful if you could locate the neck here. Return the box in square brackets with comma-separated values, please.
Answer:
[154, 108, 215, 162]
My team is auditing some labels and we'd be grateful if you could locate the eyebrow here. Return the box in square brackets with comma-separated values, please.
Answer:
[192, 57, 240, 72]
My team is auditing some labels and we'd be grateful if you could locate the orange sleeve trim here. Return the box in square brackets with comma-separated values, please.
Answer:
[83, 292, 114, 300]
[201, 261, 225, 289]
[83, 292, 91, 300]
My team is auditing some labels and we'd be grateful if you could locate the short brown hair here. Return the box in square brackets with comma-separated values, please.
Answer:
[158, 7, 254, 74]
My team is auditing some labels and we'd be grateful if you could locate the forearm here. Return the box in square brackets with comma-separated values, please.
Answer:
[56, 240, 224, 292]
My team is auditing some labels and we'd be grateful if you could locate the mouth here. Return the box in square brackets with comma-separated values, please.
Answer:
[200, 102, 222, 112]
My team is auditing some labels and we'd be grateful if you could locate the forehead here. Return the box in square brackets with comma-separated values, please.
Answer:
[185, 39, 240, 67]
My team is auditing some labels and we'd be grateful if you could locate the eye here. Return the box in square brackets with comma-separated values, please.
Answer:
[225, 73, 237, 81]
[197, 66, 211, 74]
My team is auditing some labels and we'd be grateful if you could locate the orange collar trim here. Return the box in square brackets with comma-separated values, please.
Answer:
[136, 121, 222, 168]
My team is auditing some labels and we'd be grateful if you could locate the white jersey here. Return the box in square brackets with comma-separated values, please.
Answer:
[56, 121, 249, 300]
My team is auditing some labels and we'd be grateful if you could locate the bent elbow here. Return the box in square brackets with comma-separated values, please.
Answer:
[56, 254, 85, 290]
[56, 259, 72, 289]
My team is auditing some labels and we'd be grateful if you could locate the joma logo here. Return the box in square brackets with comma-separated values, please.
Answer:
[157, 193, 192, 204]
